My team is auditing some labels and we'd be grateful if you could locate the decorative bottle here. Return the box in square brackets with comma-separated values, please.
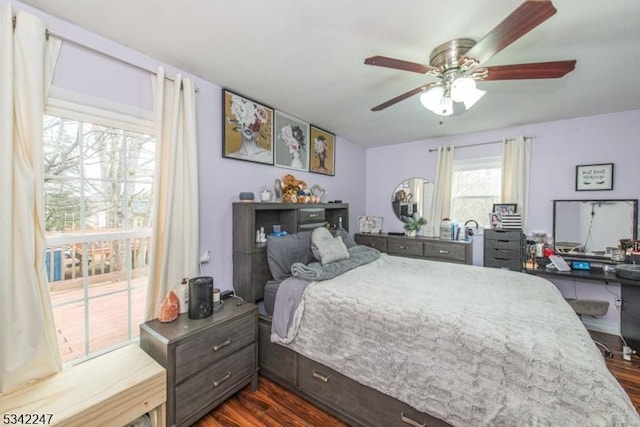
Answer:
[179, 278, 189, 314]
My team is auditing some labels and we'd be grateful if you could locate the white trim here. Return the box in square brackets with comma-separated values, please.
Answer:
[46, 228, 152, 246]
[46, 86, 154, 134]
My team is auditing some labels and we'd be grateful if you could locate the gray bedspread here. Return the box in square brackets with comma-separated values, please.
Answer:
[290, 245, 380, 280]
[272, 254, 640, 426]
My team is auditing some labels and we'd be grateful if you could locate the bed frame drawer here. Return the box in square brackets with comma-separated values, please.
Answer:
[297, 355, 448, 427]
[258, 319, 297, 385]
[387, 239, 423, 257]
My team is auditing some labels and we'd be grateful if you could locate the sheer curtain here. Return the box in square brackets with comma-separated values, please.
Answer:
[0, 5, 62, 392]
[501, 135, 531, 229]
[146, 68, 200, 320]
[427, 146, 454, 237]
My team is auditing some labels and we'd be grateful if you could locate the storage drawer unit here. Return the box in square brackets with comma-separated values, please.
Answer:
[140, 300, 258, 427]
[355, 233, 472, 265]
[484, 228, 524, 271]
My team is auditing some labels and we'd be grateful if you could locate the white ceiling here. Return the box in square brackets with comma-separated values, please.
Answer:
[19, 0, 640, 147]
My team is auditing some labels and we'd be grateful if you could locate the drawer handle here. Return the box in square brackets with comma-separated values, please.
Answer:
[212, 338, 231, 351]
[368, 243, 377, 247]
[438, 250, 449, 254]
[399, 245, 408, 250]
[212, 371, 231, 387]
[312, 370, 329, 383]
[308, 214, 318, 218]
[400, 412, 426, 427]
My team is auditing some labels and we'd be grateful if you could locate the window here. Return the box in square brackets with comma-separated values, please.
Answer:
[43, 94, 154, 364]
[450, 157, 501, 228]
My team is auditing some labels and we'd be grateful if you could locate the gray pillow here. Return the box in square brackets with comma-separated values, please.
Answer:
[266, 231, 315, 280]
[311, 227, 350, 265]
[333, 228, 357, 248]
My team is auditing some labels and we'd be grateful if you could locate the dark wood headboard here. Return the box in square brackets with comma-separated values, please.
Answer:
[232, 202, 349, 303]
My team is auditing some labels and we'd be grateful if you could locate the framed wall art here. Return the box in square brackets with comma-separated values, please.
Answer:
[575, 163, 614, 191]
[492, 203, 517, 215]
[222, 89, 274, 165]
[358, 216, 384, 234]
[274, 111, 310, 172]
[309, 125, 335, 176]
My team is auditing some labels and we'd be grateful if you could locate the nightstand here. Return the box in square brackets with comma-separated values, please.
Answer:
[140, 298, 258, 427]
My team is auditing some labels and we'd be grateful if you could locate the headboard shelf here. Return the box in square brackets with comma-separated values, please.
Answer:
[232, 202, 349, 302]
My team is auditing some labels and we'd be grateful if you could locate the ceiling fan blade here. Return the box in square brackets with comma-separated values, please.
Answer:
[365, 56, 434, 74]
[463, 0, 557, 66]
[482, 60, 576, 80]
[371, 83, 435, 111]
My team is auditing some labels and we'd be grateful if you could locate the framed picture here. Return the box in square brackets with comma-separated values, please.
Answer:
[309, 125, 335, 176]
[489, 212, 502, 229]
[575, 163, 614, 191]
[222, 89, 274, 165]
[358, 216, 384, 233]
[274, 111, 310, 171]
[493, 203, 517, 215]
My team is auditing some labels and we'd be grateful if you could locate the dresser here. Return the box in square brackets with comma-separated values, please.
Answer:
[139, 300, 258, 427]
[483, 228, 525, 271]
[355, 233, 473, 264]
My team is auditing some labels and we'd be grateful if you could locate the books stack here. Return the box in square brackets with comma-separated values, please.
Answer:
[501, 214, 522, 229]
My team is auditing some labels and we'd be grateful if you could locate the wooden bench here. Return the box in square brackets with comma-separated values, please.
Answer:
[0, 344, 166, 427]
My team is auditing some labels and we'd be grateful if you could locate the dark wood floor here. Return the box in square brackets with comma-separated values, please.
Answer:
[195, 332, 640, 426]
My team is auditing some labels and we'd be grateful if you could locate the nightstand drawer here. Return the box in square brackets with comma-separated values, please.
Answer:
[355, 234, 388, 252]
[387, 239, 423, 257]
[175, 343, 256, 425]
[175, 312, 255, 383]
[423, 241, 467, 263]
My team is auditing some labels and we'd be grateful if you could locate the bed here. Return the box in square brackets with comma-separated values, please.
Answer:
[256, 230, 640, 427]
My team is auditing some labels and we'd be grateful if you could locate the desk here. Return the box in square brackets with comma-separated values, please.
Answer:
[526, 266, 640, 351]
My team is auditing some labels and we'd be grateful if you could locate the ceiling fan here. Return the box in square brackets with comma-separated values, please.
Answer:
[364, 0, 576, 116]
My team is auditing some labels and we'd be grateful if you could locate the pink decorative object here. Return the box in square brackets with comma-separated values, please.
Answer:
[159, 291, 179, 322]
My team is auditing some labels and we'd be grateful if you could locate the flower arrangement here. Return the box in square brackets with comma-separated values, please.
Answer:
[229, 95, 268, 133]
[403, 213, 427, 235]
[281, 124, 305, 154]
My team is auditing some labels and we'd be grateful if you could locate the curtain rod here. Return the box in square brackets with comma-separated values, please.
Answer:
[45, 29, 196, 91]
[427, 135, 535, 153]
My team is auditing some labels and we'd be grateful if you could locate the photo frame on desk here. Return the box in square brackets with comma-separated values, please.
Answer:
[358, 216, 383, 233]
[492, 203, 517, 215]
[575, 163, 613, 191]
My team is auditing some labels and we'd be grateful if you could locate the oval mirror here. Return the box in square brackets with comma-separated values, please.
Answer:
[391, 178, 434, 222]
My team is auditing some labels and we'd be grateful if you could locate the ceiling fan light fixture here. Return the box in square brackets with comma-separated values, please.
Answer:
[450, 77, 476, 102]
[462, 87, 486, 110]
[419, 85, 444, 112]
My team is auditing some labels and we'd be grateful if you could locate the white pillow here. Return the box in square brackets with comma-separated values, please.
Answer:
[311, 227, 350, 265]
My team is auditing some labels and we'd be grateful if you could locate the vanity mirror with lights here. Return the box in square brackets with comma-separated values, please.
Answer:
[553, 199, 638, 260]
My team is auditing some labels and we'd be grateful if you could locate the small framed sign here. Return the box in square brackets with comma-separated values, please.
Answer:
[575, 163, 614, 191]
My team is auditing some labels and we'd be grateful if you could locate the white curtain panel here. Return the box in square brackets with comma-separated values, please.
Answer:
[0, 5, 62, 392]
[501, 135, 531, 229]
[146, 68, 200, 320]
[427, 146, 454, 237]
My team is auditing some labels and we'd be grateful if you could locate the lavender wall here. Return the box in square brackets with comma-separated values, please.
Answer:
[366, 109, 640, 334]
[12, 0, 366, 294]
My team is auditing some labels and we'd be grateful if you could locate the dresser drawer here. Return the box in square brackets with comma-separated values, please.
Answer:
[485, 229, 522, 242]
[423, 241, 468, 263]
[355, 234, 388, 252]
[298, 208, 325, 224]
[485, 247, 521, 262]
[175, 311, 255, 383]
[175, 343, 256, 425]
[484, 257, 522, 271]
[387, 239, 423, 257]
